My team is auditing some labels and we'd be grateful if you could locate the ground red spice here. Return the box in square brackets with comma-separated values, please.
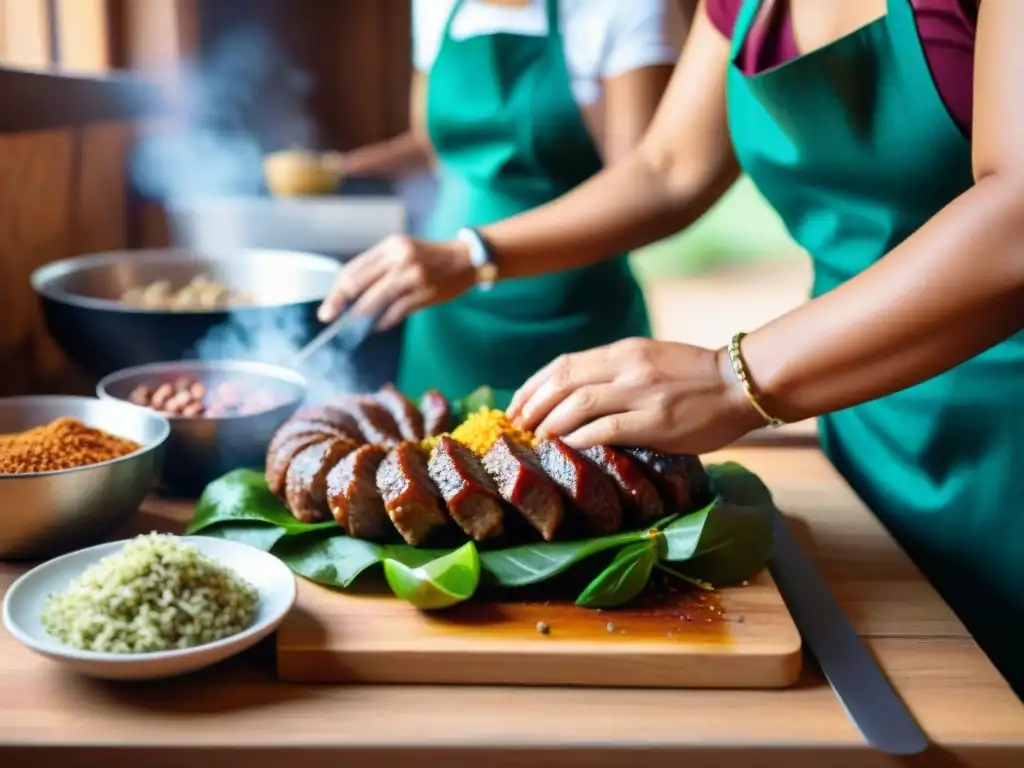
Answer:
[0, 417, 141, 474]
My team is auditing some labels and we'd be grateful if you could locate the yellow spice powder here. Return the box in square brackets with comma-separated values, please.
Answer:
[421, 407, 536, 456]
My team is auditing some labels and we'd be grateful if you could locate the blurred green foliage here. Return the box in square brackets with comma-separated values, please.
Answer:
[630, 176, 799, 280]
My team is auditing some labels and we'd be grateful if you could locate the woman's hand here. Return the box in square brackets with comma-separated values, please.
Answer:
[507, 338, 765, 454]
[317, 235, 476, 331]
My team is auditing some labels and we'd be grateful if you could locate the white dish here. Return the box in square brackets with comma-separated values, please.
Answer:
[2, 536, 296, 680]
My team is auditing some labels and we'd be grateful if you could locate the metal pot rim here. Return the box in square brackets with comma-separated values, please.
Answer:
[30, 248, 340, 314]
[95, 359, 308, 424]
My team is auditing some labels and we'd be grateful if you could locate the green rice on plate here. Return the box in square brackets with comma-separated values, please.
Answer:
[41, 533, 258, 654]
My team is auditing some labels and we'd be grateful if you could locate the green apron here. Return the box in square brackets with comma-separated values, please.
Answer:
[727, 0, 1024, 694]
[397, 0, 650, 408]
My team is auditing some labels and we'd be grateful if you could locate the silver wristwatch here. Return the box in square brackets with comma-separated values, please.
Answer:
[455, 227, 498, 291]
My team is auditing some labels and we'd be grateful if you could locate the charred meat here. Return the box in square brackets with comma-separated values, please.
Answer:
[285, 437, 360, 523]
[623, 448, 711, 511]
[326, 444, 391, 540]
[326, 395, 404, 445]
[376, 383, 425, 441]
[292, 404, 365, 442]
[483, 435, 564, 541]
[582, 445, 665, 525]
[268, 418, 358, 454]
[266, 432, 329, 496]
[536, 438, 622, 537]
[376, 442, 450, 546]
[419, 388, 451, 437]
[428, 436, 504, 542]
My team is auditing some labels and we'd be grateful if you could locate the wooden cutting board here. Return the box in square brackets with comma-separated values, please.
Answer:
[276, 565, 803, 688]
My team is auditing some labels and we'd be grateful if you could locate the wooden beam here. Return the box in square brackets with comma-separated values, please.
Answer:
[0, 66, 166, 133]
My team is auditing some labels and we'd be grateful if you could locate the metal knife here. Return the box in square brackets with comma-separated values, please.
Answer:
[292, 308, 382, 369]
[769, 513, 930, 756]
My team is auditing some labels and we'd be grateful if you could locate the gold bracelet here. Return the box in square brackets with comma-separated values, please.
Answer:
[727, 332, 785, 429]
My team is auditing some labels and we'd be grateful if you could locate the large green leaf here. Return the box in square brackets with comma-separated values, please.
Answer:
[479, 528, 659, 587]
[575, 539, 658, 608]
[201, 521, 289, 552]
[271, 529, 385, 588]
[186, 468, 337, 536]
[185, 461, 776, 603]
[659, 462, 775, 586]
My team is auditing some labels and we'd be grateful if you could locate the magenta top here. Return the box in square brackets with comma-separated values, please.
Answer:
[707, 0, 979, 136]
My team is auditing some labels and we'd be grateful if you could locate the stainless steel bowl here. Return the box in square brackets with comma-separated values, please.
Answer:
[30, 248, 342, 379]
[0, 396, 170, 560]
[97, 360, 306, 495]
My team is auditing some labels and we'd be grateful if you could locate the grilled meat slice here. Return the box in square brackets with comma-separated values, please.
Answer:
[326, 395, 403, 445]
[428, 436, 504, 542]
[266, 432, 329, 496]
[483, 435, 564, 541]
[622, 449, 711, 512]
[285, 437, 360, 523]
[326, 444, 391, 540]
[582, 445, 665, 525]
[376, 383, 424, 441]
[267, 418, 357, 456]
[376, 442, 449, 546]
[536, 438, 622, 537]
[419, 388, 451, 437]
[292, 404, 366, 442]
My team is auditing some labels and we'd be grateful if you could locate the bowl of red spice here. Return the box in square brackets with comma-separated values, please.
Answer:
[0, 396, 170, 560]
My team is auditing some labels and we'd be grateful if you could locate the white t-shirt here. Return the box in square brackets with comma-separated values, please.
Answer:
[412, 0, 686, 106]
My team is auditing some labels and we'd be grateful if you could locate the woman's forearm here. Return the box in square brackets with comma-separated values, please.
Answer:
[740, 175, 1024, 424]
[480, 148, 738, 280]
[478, 7, 740, 280]
[337, 131, 433, 179]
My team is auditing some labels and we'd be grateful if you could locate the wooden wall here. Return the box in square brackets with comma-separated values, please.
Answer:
[0, 124, 133, 395]
[196, 0, 413, 151]
[0, 0, 413, 395]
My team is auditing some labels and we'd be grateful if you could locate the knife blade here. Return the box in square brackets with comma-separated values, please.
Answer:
[769, 513, 929, 756]
[292, 308, 382, 369]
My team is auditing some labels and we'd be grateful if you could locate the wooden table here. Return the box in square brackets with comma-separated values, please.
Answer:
[2, 447, 1022, 768]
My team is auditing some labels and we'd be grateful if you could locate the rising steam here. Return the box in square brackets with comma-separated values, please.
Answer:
[130, 24, 376, 399]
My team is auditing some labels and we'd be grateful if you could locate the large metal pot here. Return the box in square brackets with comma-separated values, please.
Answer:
[30, 248, 402, 391]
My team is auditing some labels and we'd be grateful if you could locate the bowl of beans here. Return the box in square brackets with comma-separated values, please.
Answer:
[97, 360, 306, 494]
[0, 396, 170, 559]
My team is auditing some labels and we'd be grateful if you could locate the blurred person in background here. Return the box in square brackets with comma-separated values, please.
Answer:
[318, 0, 694, 406]
[327, 0, 1024, 697]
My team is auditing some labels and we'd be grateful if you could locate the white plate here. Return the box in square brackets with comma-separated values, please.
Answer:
[2, 536, 296, 680]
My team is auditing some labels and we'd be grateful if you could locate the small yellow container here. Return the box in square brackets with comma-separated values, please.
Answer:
[262, 149, 340, 198]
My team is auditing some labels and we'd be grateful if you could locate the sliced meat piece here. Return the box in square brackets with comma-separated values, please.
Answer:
[326, 395, 403, 445]
[419, 388, 451, 437]
[376, 442, 449, 546]
[483, 435, 564, 541]
[267, 418, 357, 458]
[582, 445, 665, 526]
[293, 404, 365, 442]
[326, 444, 391, 540]
[285, 437, 361, 523]
[622, 449, 711, 512]
[375, 383, 424, 441]
[536, 438, 622, 537]
[428, 436, 504, 542]
[266, 432, 329, 496]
